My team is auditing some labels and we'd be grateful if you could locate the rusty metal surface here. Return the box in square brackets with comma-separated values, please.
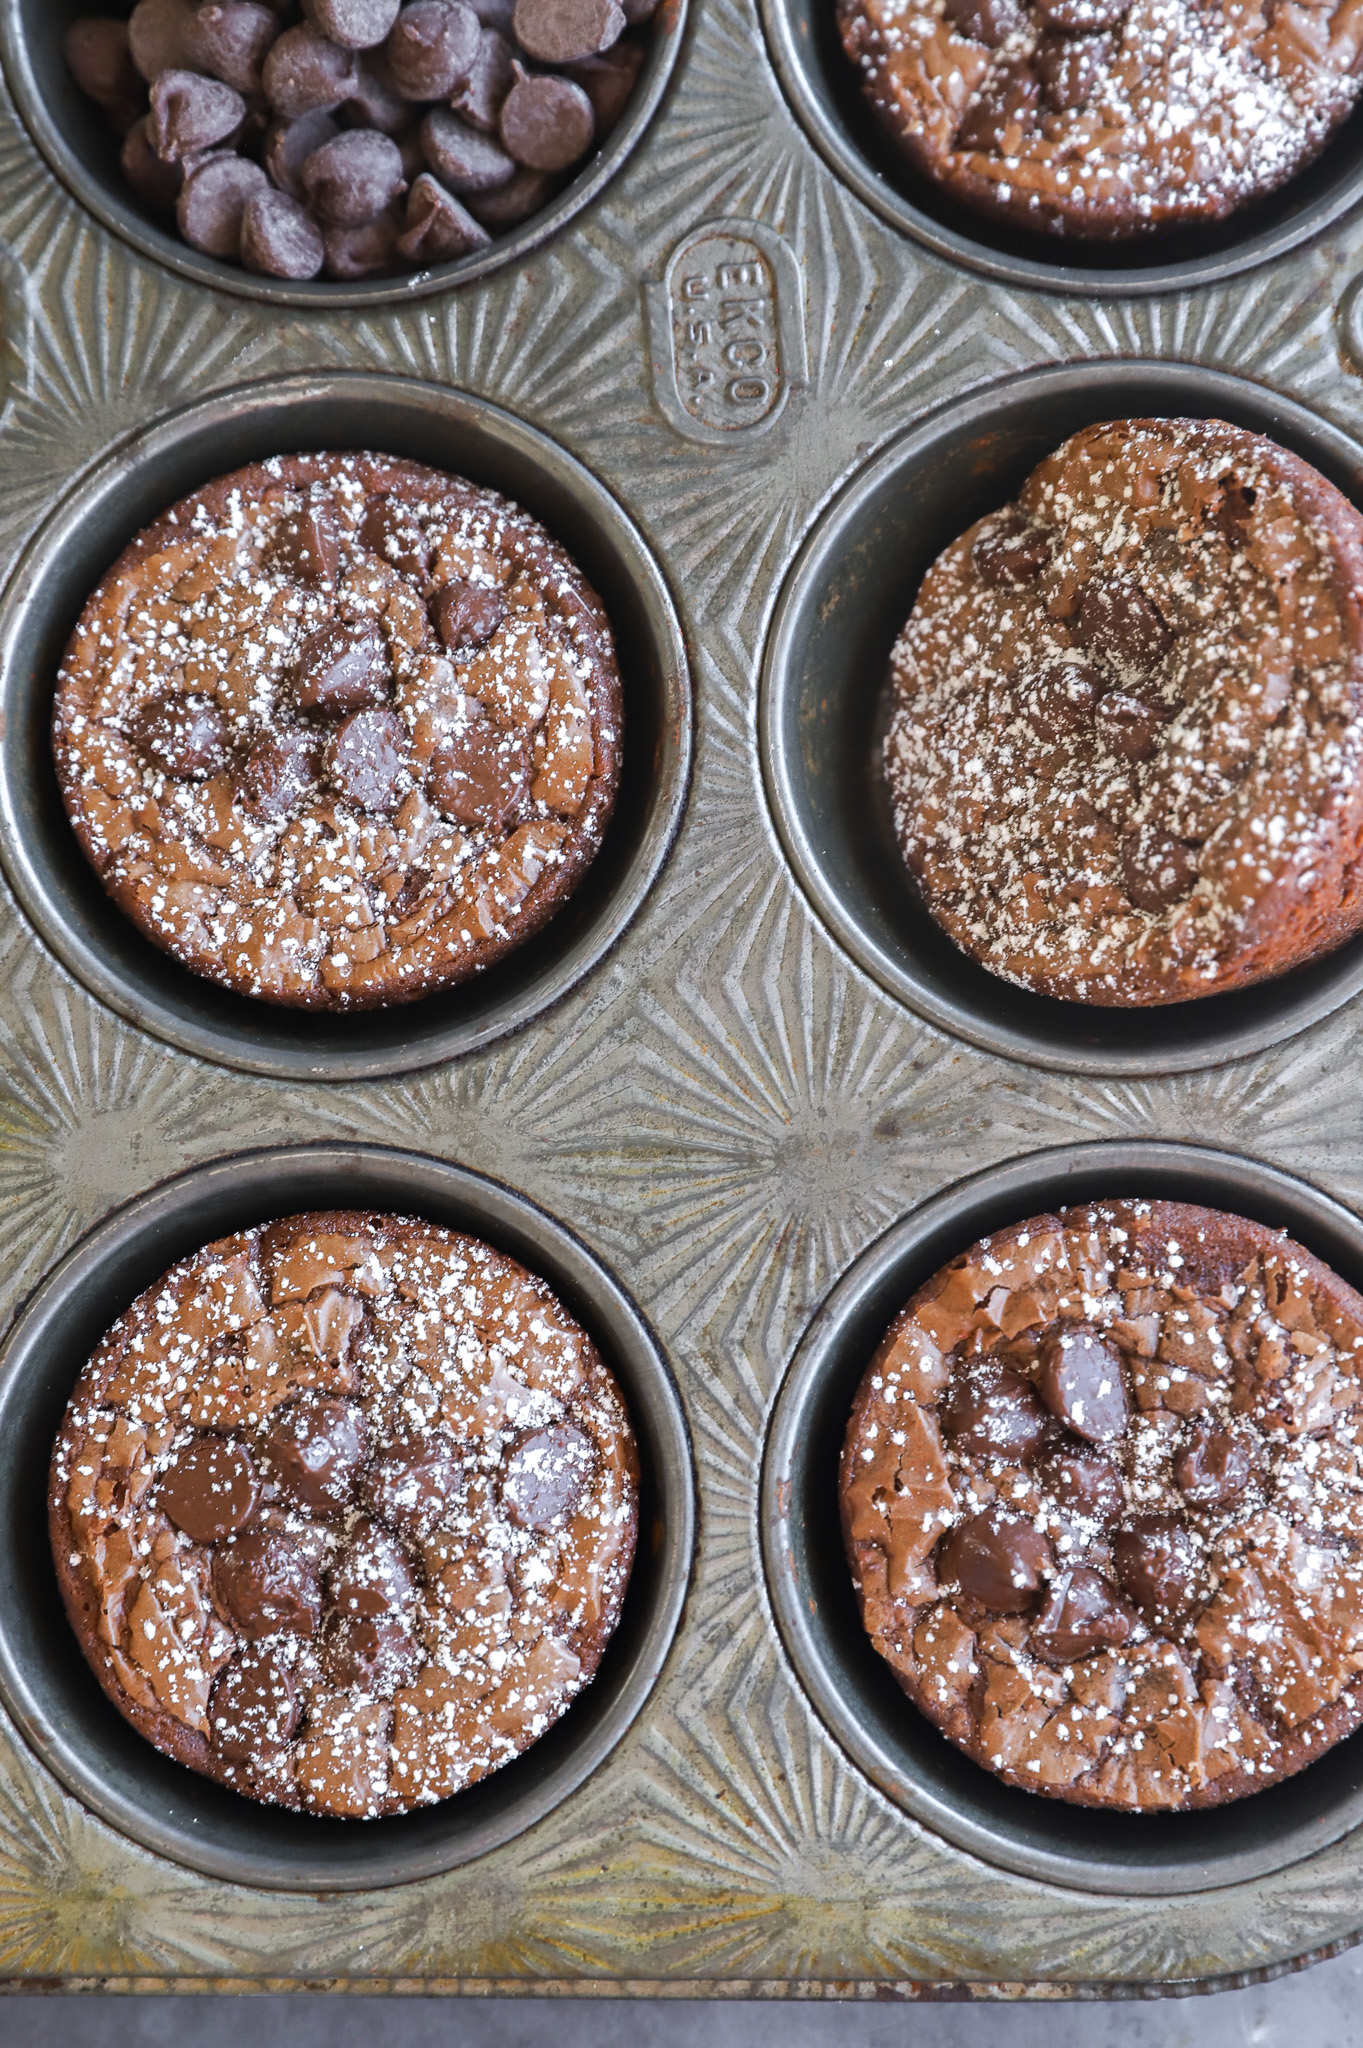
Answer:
[4, 0, 1363, 1997]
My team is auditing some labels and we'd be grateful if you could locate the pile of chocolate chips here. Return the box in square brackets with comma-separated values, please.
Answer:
[63, 0, 657, 280]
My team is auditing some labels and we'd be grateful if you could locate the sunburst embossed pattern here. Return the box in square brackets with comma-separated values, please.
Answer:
[7, 0, 1363, 1996]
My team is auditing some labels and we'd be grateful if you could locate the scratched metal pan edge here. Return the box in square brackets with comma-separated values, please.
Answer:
[0, 0, 689, 310]
[0, 369, 693, 1083]
[0, 1141, 697, 1892]
[761, 1138, 1363, 1898]
[759, 357, 1363, 1080]
[757, 0, 1363, 297]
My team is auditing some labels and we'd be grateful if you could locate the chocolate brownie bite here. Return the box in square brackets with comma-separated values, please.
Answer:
[842, 1200, 1363, 1811]
[885, 418, 1363, 1006]
[53, 453, 622, 1009]
[837, 0, 1363, 240]
[49, 1210, 639, 1816]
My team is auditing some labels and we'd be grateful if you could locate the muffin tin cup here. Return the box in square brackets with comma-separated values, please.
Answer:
[761, 1139, 1363, 1896]
[0, 1141, 695, 1891]
[0, 0, 687, 308]
[759, 357, 1363, 1078]
[0, 369, 692, 1082]
[758, 0, 1363, 295]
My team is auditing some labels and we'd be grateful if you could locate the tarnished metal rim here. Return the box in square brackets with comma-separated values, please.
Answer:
[759, 358, 1363, 1078]
[0, 1142, 697, 1891]
[0, 370, 693, 1082]
[0, 0, 688, 309]
[761, 1139, 1363, 1895]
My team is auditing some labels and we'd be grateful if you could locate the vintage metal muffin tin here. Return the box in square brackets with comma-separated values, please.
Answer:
[7, 0, 1363, 2000]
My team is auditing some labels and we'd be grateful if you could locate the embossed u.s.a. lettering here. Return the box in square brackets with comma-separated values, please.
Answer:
[646, 219, 808, 444]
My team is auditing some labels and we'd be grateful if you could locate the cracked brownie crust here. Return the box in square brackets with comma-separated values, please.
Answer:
[837, 0, 1363, 241]
[50, 1209, 638, 1817]
[53, 452, 623, 1009]
[885, 417, 1363, 1006]
[842, 1200, 1363, 1811]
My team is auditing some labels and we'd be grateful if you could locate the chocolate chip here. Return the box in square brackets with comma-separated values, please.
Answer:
[1095, 689, 1171, 763]
[129, 0, 199, 82]
[1034, 0, 1128, 27]
[322, 207, 405, 277]
[513, 0, 625, 64]
[238, 725, 322, 818]
[1035, 1446, 1125, 1521]
[1114, 1512, 1202, 1620]
[302, 126, 405, 224]
[303, 0, 402, 47]
[942, 0, 1022, 42]
[64, 18, 141, 108]
[363, 1435, 463, 1535]
[121, 116, 187, 210]
[240, 185, 327, 278]
[1036, 30, 1109, 110]
[956, 59, 1039, 151]
[1077, 578, 1173, 669]
[499, 1423, 596, 1529]
[150, 69, 247, 160]
[464, 162, 558, 228]
[973, 521, 1052, 586]
[321, 1612, 420, 1689]
[1214, 479, 1257, 551]
[263, 21, 361, 115]
[499, 71, 594, 170]
[213, 1530, 323, 1636]
[1031, 1566, 1134, 1660]
[1022, 660, 1098, 742]
[129, 690, 230, 778]
[185, 2, 282, 92]
[264, 108, 339, 195]
[268, 499, 341, 585]
[939, 1356, 1048, 1461]
[291, 619, 389, 712]
[358, 496, 430, 575]
[420, 106, 516, 189]
[326, 706, 408, 812]
[471, 0, 516, 26]
[426, 718, 531, 827]
[161, 1433, 261, 1542]
[565, 39, 643, 131]
[265, 1394, 366, 1511]
[938, 1506, 1053, 1613]
[384, 0, 481, 96]
[1174, 1422, 1251, 1506]
[326, 1516, 417, 1614]
[210, 1646, 299, 1760]
[177, 154, 270, 256]
[341, 49, 412, 128]
[398, 172, 492, 259]
[1035, 1326, 1128, 1443]
[432, 578, 507, 647]
[1120, 824, 1199, 910]
[452, 26, 515, 129]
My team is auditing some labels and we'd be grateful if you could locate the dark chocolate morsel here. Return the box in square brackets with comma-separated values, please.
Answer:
[512, 0, 625, 64]
[161, 1433, 261, 1542]
[185, 1, 282, 92]
[431, 578, 508, 648]
[325, 706, 408, 812]
[262, 21, 361, 116]
[263, 108, 339, 195]
[122, 116, 187, 211]
[129, 690, 230, 778]
[321, 1611, 420, 1689]
[264, 1394, 366, 1511]
[303, 0, 402, 47]
[1022, 660, 1098, 742]
[384, 0, 481, 97]
[1036, 1445, 1125, 1522]
[237, 725, 322, 819]
[129, 0, 200, 83]
[268, 499, 341, 586]
[1077, 577, 1174, 669]
[209, 1646, 299, 1761]
[292, 619, 390, 712]
[942, 0, 1022, 42]
[956, 58, 1039, 152]
[420, 106, 516, 191]
[1034, 1325, 1129, 1443]
[342, 48, 412, 128]
[499, 1423, 596, 1529]
[362, 1436, 464, 1535]
[212, 1529, 323, 1636]
[464, 162, 559, 229]
[1114, 1512, 1203, 1620]
[1120, 826, 1199, 911]
[499, 71, 595, 171]
[937, 1505, 1053, 1614]
[302, 126, 406, 225]
[397, 172, 491, 260]
[565, 39, 643, 132]
[1174, 1422, 1252, 1506]
[1031, 1566, 1134, 1660]
[240, 186, 327, 279]
[325, 1515, 417, 1614]
[358, 496, 430, 576]
[939, 1356, 1048, 1461]
[451, 25, 516, 130]
[64, 17, 142, 108]
[322, 207, 406, 279]
[177, 154, 270, 258]
[1096, 688, 1172, 763]
[974, 521, 1052, 587]
[426, 719, 531, 828]
[150, 68, 246, 161]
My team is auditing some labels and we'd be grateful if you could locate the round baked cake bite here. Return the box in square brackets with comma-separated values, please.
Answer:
[50, 1210, 639, 1816]
[837, 0, 1363, 240]
[53, 452, 622, 1009]
[842, 1200, 1363, 1811]
[885, 417, 1363, 1005]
